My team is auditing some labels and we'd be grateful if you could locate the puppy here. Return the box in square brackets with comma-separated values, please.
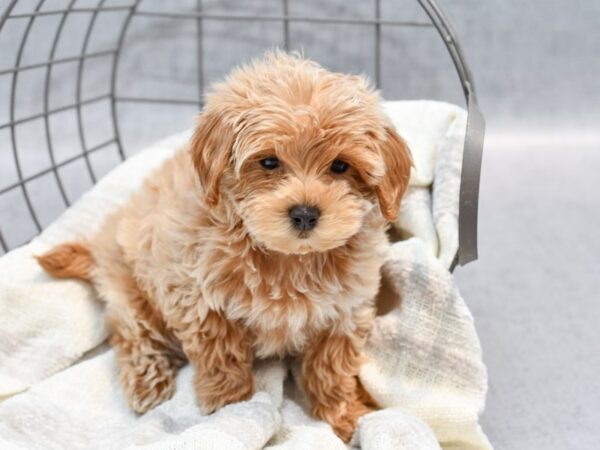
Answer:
[37, 52, 412, 442]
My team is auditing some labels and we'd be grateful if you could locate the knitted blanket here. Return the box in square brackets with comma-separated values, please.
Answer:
[0, 101, 491, 450]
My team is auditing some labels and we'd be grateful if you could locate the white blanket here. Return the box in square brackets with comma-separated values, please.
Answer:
[0, 101, 491, 450]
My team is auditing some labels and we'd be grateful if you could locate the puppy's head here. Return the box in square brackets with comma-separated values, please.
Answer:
[191, 52, 411, 255]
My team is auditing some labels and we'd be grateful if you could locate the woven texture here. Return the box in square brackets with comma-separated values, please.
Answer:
[0, 100, 490, 449]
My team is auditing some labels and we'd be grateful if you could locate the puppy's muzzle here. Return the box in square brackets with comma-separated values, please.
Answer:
[289, 205, 319, 231]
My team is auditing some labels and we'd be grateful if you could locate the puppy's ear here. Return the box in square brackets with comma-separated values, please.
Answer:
[375, 127, 412, 221]
[190, 110, 235, 206]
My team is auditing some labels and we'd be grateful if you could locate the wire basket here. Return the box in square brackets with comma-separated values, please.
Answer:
[0, 0, 484, 266]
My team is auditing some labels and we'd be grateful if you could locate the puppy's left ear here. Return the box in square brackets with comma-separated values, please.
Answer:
[190, 110, 235, 206]
[375, 126, 412, 221]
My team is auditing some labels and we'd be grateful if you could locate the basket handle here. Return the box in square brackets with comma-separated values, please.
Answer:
[458, 84, 485, 265]
[417, 0, 485, 266]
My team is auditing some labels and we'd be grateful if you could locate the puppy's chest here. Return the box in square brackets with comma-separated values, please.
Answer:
[233, 290, 346, 358]
[219, 263, 379, 358]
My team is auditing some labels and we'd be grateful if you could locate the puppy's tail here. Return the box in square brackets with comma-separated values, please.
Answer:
[36, 242, 94, 282]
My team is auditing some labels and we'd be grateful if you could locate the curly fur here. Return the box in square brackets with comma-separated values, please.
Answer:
[37, 52, 412, 442]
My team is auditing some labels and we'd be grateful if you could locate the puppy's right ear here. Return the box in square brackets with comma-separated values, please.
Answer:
[375, 126, 412, 221]
[190, 111, 235, 206]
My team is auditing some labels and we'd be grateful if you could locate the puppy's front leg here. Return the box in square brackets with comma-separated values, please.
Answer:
[302, 331, 376, 442]
[180, 310, 255, 414]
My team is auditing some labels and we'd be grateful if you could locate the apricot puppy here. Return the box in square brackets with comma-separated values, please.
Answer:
[37, 52, 412, 442]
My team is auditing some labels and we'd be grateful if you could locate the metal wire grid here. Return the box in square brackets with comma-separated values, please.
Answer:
[0, 0, 483, 265]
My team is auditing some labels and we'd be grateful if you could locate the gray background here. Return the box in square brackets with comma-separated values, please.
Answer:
[1, 1, 599, 449]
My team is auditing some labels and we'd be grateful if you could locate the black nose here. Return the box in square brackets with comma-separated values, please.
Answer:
[289, 205, 320, 231]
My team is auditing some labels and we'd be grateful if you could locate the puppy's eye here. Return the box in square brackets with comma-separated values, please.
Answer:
[330, 159, 350, 174]
[259, 156, 280, 170]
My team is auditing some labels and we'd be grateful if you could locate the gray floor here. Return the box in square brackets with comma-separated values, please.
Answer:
[1, 1, 599, 448]
[455, 136, 600, 449]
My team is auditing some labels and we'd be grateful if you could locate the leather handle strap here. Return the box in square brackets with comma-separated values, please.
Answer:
[458, 84, 485, 265]
[417, 0, 485, 266]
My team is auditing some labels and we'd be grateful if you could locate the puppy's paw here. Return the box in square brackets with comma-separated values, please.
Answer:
[121, 354, 179, 413]
[195, 371, 255, 414]
[320, 400, 376, 443]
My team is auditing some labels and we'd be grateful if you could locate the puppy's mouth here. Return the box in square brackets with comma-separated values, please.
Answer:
[241, 201, 367, 255]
